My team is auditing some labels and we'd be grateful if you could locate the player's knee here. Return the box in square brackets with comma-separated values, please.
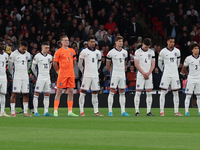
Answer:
[92, 91, 98, 94]
[44, 93, 50, 97]
[68, 88, 73, 94]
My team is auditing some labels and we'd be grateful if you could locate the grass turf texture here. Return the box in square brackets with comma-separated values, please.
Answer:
[0, 108, 200, 150]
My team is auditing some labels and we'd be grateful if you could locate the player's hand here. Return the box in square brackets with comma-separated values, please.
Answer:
[29, 73, 32, 79]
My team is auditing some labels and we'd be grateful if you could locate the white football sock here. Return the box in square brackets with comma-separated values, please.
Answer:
[33, 95, 38, 113]
[119, 92, 126, 113]
[79, 92, 86, 113]
[160, 90, 167, 113]
[0, 94, 5, 114]
[134, 91, 141, 113]
[173, 91, 179, 113]
[44, 96, 49, 114]
[108, 92, 114, 112]
[146, 92, 152, 113]
[185, 95, 191, 113]
[92, 94, 98, 113]
[10, 103, 15, 114]
[23, 102, 28, 114]
[196, 95, 200, 113]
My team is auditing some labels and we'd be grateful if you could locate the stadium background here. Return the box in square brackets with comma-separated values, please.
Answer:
[1, 0, 200, 109]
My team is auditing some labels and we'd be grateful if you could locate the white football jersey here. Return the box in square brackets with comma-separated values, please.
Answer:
[107, 48, 128, 78]
[0, 52, 9, 80]
[158, 47, 180, 77]
[79, 47, 101, 78]
[9, 49, 30, 80]
[134, 48, 155, 77]
[32, 52, 52, 79]
[183, 55, 200, 79]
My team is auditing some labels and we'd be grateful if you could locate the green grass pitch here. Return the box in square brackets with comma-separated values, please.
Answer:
[0, 108, 200, 150]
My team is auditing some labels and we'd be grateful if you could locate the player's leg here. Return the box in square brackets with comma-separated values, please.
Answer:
[79, 77, 90, 115]
[33, 91, 40, 116]
[184, 80, 194, 116]
[119, 78, 130, 116]
[10, 79, 21, 117]
[91, 78, 103, 116]
[159, 77, 170, 116]
[0, 81, 10, 117]
[194, 81, 200, 116]
[43, 80, 52, 116]
[22, 79, 31, 117]
[145, 75, 154, 116]
[171, 78, 182, 116]
[108, 77, 117, 116]
[54, 87, 63, 116]
[67, 77, 78, 116]
[134, 77, 144, 115]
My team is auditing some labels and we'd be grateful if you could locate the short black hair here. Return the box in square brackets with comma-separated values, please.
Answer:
[87, 36, 95, 42]
[20, 41, 28, 47]
[167, 36, 175, 41]
[42, 42, 49, 46]
[189, 43, 200, 53]
[143, 38, 151, 46]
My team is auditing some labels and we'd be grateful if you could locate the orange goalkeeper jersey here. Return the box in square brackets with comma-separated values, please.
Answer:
[53, 47, 76, 78]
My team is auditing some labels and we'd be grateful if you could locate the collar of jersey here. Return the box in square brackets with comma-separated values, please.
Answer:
[192, 54, 199, 59]
[141, 47, 148, 52]
[88, 46, 96, 51]
[166, 46, 174, 51]
[40, 52, 47, 57]
[115, 48, 122, 52]
[18, 49, 25, 54]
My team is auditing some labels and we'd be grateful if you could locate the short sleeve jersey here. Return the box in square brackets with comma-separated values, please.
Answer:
[79, 47, 101, 78]
[158, 47, 180, 77]
[53, 47, 76, 77]
[183, 55, 200, 79]
[107, 48, 128, 78]
[9, 49, 30, 80]
[0, 52, 8, 80]
[32, 52, 52, 79]
[134, 48, 155, 77]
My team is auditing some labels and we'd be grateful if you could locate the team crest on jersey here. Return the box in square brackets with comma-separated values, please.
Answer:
[71, 52, 73, 56]
[14, 87, 16, 90]
[123, 54, 125, 57]
[174, 53, 177, 56]
[5, 57, 7, 60]
[148, 54, 151, 59]
[36, 86, 39, 90]
[82, 84, 85, 87]
[137, 85, 139, 87]
[26, 56, 28, 60]
[48, 58, 50, 63]
[186, 89, 189, 92]
[96, 54, 99, 57]
[59, 83, 62, 86]
[161, 83, 164, 86]
[111, 83, 114, 86]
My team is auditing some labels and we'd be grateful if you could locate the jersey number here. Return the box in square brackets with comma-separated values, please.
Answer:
[22, 60, 24, 65]
[2, 62, 4, 67]
[119, 58, 122, 63]
[92, 58, 94, 63]
[195, 65, 198, 70]
[170, 58, 174, 62]
[43, 64, 48, 69]
[145, 58, 147, 63]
